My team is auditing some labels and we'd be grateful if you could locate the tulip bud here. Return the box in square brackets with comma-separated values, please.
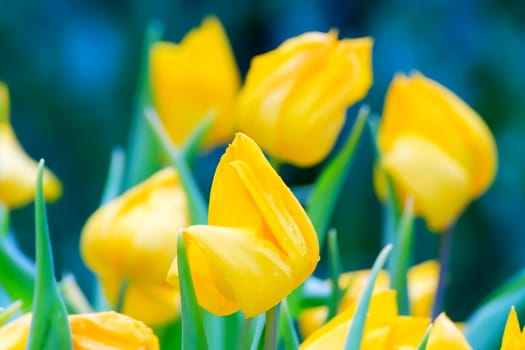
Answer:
[500, 307, 525, 349]
[0, 312, 159, 349]
[0, 82, 61, 209]
[235, 31, 373, 167]
[167, 133, 319, 317]
[150, 16, 240, 148]
[80, 168, 189, 325]
[375, 72, 497, 232]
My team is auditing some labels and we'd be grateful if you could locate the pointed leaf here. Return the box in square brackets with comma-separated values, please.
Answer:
[124, 19, 164, 188]
[27, 160, 72, 350]
[278, 300, 299, 350]
[307, 105, 369, 249]
[0, 300, 22, 326]
[326, 228, 343, 321]
[344, 244, 393, 350]
[249, 315, 266, 350]
[177, 231, 208, 350]
[416, 324, 432, 350]
[182, 109, 217, 164]
[146, 107, 208, 224]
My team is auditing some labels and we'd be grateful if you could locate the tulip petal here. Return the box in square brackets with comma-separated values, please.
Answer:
[381, 135, 470, 231]
[407, 260, 439, 317]
[427, 313, 472, 350]
[500, 307, 524, 349]
[182, 225, 294, 317]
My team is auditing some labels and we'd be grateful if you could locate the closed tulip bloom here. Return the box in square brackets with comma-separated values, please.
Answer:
[167, 133, 319, 317]
[0, 82, 61, 209]
[0, 311, 159, 349]
[427, 313, 472, 350]
[235, 31, 373, 167]
[500, 307, 525, 349]
[80, 168, 189, 325]
[150, 16, 240, 148]
[299, 260, 438, 337]
[375, 72, 497, 231]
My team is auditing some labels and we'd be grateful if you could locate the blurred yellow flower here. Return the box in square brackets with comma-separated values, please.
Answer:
[80, 168, 189, 325]
[500, 306, 525, 349]
[167, 133, 319, 317]
[299, 260, 439, 337]
[0, 311, 159, 349]
[300, 290, 430, 350]
[427, 313, 472, 350]
[0, 82, 61, 209]
[235, 31, 372, 167]
[375, 72, 497, 231]
[150, 16, 240, 149]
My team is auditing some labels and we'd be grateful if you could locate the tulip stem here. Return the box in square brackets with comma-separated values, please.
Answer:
[114, 279, 128, 313]
[264, 303, 280, 350]
[432, 226, 454, 319]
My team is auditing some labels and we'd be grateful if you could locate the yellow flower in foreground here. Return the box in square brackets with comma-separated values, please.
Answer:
[375, 72, 497, 231]
[300, 290, 430, 350]
[235, 31, 372, 167]
[150, 16, 240, 148]
[500, 306, 525, 349]
[167, 133, 319, 317]
[299, 260, 439, 337]
[301, 290, 470, 350]
[0, 82, 61, 209]
[80, 168, 189, 325]
[0, 311, 159, 350]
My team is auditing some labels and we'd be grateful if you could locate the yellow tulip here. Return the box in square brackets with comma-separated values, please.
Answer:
[375, 72, 497, 231]
[235, 31, 373, 167]
[300, 290, 430, 350]
[427, 313, 472, 350]
[298, 260, 439, 337]
[150, 16, 240, 148]
[0, 82, 61, 209]
[0, 311, 159, 349]
[167, 133, 319, 317]
[80, 168, 189, 325]
[500, 306, 525, 349]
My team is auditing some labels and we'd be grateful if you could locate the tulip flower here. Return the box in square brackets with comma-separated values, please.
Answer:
[299, 260, 439, 337]
[80, 168, 189, 325]
[150, 16, 240, 148]
[0, 82, 61, 209]
[235, 31, 373, 167]
[375, 72, 497, 231]
[427, 313, 472, 350]
[0, 311, 159, 349]
[300, 290, 430, 350]
[500, 307, 525, 349]
[167, 133, 319, 317]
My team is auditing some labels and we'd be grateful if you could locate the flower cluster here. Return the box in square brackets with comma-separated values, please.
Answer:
[0, 14, 515, 350]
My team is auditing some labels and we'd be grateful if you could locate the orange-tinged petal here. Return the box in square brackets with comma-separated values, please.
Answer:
[381, 135, 470, 231]
[150, 16, 240, 148]
[235, 32, 372, 167]
[427, 313, 472, 350]
[0, 312, 159, 350]
[407, 260, 439, 317]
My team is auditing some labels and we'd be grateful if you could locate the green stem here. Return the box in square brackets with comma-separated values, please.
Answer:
[431, 226, 454, 319]
[238, 317, 255, 350]
[114, 280, 128, 313]
[264, 303, 280, 350]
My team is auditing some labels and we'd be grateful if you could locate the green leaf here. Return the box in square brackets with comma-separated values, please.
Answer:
[0, 300, 22, 326]
[368, 116, 400, 245]
[182, 109, 217, 164]
[465, 282, 525, 350]
[278, 300, 299, 350]
[155, 318, 182, 350]
[416, 324, 432, 350]
[388, 197, 415, 315]
[59, 274, 93, 314]
[249, 316, 266, 350]
[483, 266, 525, 304]
[177, 231, 208, 350]
[307, 105, 369, 250]
[124, 19, 164, 189]
[146, 107, 208, 224]
[326, 228, 343, 321]
[344, 244, 393, 350]
[27, 160, 72, 350]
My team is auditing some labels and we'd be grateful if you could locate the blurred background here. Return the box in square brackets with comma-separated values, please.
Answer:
[1, 0, 524, 321]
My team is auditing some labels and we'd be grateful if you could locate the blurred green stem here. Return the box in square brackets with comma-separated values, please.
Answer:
[114, 280, 128, 313]
[432, 226, 454, 318]
[264, 303, 280, 350]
